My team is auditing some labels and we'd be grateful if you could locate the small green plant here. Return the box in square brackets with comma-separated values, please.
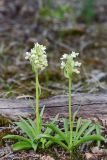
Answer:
[0, 78, 13, 97]
[80, 0, 96, 24]
[41, 118, 104, 151]
[39, 2, 71, 20]
[3, 43, 57, 151]
[3, 113, 58, 151]
[40, 52, 104, 152]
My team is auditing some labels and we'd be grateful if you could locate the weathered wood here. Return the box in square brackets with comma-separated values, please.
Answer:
[0, 94, 107, 122]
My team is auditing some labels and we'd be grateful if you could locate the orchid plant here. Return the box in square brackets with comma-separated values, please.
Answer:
[41, 52, 104, 152]
[3, 43, 57, 151]
[61, 52, 81, 147]
[3, 45, 104, 153]
[25, 43, 48, 133]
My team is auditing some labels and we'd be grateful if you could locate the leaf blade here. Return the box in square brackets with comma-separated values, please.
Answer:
[12, 141, 32, 151]
[73, 135, 105, 149]
[46, 123, 67, 143]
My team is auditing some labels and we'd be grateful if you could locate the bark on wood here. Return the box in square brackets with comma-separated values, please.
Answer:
[0, 94, 107, 122]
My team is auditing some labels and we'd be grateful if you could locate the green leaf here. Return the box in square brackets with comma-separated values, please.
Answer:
[73, 111, 78, 122]
[63, 118, 69, 142]
[31, 143, 38, 151]
[46, 123, 67, 144]
[38, 114, 42, 133]
[45, 134, 64, 148]
[75, 120, 92, 140]
[3, 134, 39, 151]
[40, 105, 45, 118]
[45, 140, 53, 148]
[3, 134, 31, 143]
[73, 135, 105, 149]
[95, 123, 101, 147]
[84, 124, 95, 136]
[16, 117, 36, 140]
[41, 114, 59, 148]
[12, 141, 32, 151]
[38, 105, 46, 132]
[39, 134, 68, 150]
[45, 114, 59, 135]
[27, 118, 37, 133]
[74, 117, 82, 140]
[64, 119, 68, 134]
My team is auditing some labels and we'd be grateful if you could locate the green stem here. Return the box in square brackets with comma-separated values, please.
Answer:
[69, 77, 72, 147]
[36, 69, 40, 132]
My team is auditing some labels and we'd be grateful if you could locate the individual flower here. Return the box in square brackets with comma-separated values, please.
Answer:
[71, 51, 79, 58]
[60, 54, 68, 60]
[61, 61, 66, 69]
[25, 43, 48, 71]
[60, 51, 81, 77]
[74, 61, 81, 67]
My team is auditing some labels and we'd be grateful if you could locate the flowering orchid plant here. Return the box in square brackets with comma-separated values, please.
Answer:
[3, 45, 104, 153]
[25, 43, 48, 133]
[42, 51, 104, 152]
[61, 51, 81, 147]
[3, 43, 58, 151]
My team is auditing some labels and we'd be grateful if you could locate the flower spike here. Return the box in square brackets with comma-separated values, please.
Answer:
[25, 43, 48, 72]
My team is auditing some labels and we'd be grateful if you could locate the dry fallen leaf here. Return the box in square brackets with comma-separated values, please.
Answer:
[40, 155, 55, 160]
[91, 147, 103, 154]
[85, 152, 97, 160]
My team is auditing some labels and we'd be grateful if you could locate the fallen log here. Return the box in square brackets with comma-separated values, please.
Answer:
[0, 94, 107, 123]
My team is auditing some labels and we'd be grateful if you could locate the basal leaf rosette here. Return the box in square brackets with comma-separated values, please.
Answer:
[60, 51, 81, 78]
